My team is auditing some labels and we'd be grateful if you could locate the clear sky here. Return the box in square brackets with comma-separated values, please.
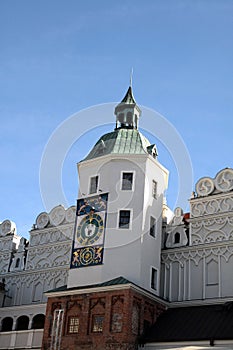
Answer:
[0, 0, 233, 238]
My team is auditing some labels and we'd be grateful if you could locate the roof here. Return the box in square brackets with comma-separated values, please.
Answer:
[142, 303, 233, 343]
[120, 86, 136, 104]
[81, 128, 152, 162]
[46, 276, 132, 294]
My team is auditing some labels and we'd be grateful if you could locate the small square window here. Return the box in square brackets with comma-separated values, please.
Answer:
[119, 210, 131, 229]
[150, 217, 156, 238]
[122, 172, 133, 190]
[92, 315, 104, 333]
[68, 317, 79, 334]
[89, 176, 99, 194]
[152, 180, 157, 199]
[151, 268, 157, 290]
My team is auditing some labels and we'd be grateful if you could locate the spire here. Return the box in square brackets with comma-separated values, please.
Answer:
[120, 86, 136, 104]
[114, 83, 141, 130]
[130, 67, 133, 88]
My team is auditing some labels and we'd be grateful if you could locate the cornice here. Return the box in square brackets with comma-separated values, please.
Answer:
[45, 283, 168, 307]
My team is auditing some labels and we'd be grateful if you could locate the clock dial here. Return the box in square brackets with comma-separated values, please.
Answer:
[76, 212, 104, 247]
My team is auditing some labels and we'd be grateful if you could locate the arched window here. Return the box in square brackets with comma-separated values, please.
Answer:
[118, 113, 124, 124]
[174, 232, 180, 244]
[16, 316, 29, 330]
[1, 317, 13, 332]
[15, 258, 20, 268]
[31, 314, 45, 329]
[126, 111, 133, 125]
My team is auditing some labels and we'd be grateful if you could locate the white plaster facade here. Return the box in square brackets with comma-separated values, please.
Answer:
[68, 152, 169, 295]
[0, 205, 75, 349]
[161, 168, 233, 302]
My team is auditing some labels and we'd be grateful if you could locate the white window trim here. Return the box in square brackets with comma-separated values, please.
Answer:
[117, 208, 133, 230]
[89, 174, 99, 195]
[150, 266, 158, 291]
[120, 170, 135, 191]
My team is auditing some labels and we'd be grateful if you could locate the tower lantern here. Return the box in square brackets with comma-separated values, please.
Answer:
[114, 86, 141, 130]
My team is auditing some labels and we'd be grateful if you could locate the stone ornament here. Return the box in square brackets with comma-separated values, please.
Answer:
[215, 168, 233, 192]
[195, 177, 214, 197]
[49, 205, 66, 226]
[65, 206, 76, 223]
[36, 212, 49, 229]
[0, 220, 16, 236]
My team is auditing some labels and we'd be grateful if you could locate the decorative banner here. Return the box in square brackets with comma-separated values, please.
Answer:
[70, 193, 108, 269]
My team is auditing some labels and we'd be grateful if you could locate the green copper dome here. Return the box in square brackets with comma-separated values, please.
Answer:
[81, 86, 158, 162]
[82, 128, 156, 162]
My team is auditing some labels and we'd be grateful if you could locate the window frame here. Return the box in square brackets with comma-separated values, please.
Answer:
[149, 216, 156, 238]
[118, 209, 132, 229]
[92, 314, 104, 333]
[121, 171, 135, 191]
[174, 232, 181, 244]
[150, 267, 158, 291]
[89, 175, 99, 194]
[67, 316, 79, 334]
[152, 180, 157, 199]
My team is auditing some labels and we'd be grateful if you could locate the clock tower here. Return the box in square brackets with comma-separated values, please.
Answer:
[42, 86, 168, 350]
[67, 86, 169, 296]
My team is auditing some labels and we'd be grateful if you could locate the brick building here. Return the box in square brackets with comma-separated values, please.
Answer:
[42, 277, 165, 350]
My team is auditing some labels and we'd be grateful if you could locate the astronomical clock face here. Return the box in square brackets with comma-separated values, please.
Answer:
[76, 212, 104, 247]
[71, 193, 108, 269]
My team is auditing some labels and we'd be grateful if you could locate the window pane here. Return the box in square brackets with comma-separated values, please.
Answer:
[68, 317, 79, 334]
[89, 176, 99, 194]
[150, 217, 156, 237]
[119, 210, 130, 229]
[122, 172, 133, 190]
[92, 315, 104, 332]
[151, 268, 157, 290]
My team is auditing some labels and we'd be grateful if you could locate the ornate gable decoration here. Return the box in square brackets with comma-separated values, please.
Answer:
[195, 168, 233, 197]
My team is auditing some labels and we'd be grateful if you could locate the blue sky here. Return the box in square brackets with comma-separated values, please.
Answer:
[0, 0, 233, 238]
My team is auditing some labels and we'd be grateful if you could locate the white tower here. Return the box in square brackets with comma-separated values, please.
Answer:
[68, 86, 169, 295]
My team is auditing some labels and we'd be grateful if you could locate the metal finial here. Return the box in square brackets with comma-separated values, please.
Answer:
[130, 67, 133, 87]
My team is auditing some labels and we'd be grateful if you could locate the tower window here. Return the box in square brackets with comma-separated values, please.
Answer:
[150, 217, 156, 238]
[122, 172, 133, 190]
[126, 111, 133, 125]
[119, 210, 131, 229]
[152, 180, 157, 199]
[151, 268, 158, 290]
[92, 315, 104, 333]
[68, 317, 79, 334]
[89, 176, 99, 194]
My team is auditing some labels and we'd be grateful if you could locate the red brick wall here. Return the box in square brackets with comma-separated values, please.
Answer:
[42, 287, 165, 350]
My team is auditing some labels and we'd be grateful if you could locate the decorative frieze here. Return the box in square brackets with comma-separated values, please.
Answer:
[26, 243, 72, 270]
[191, 195, 233, 217]
[29, 225, 73, 247]
[162, 244, 233, 267]
[191, 215, 233, 245]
